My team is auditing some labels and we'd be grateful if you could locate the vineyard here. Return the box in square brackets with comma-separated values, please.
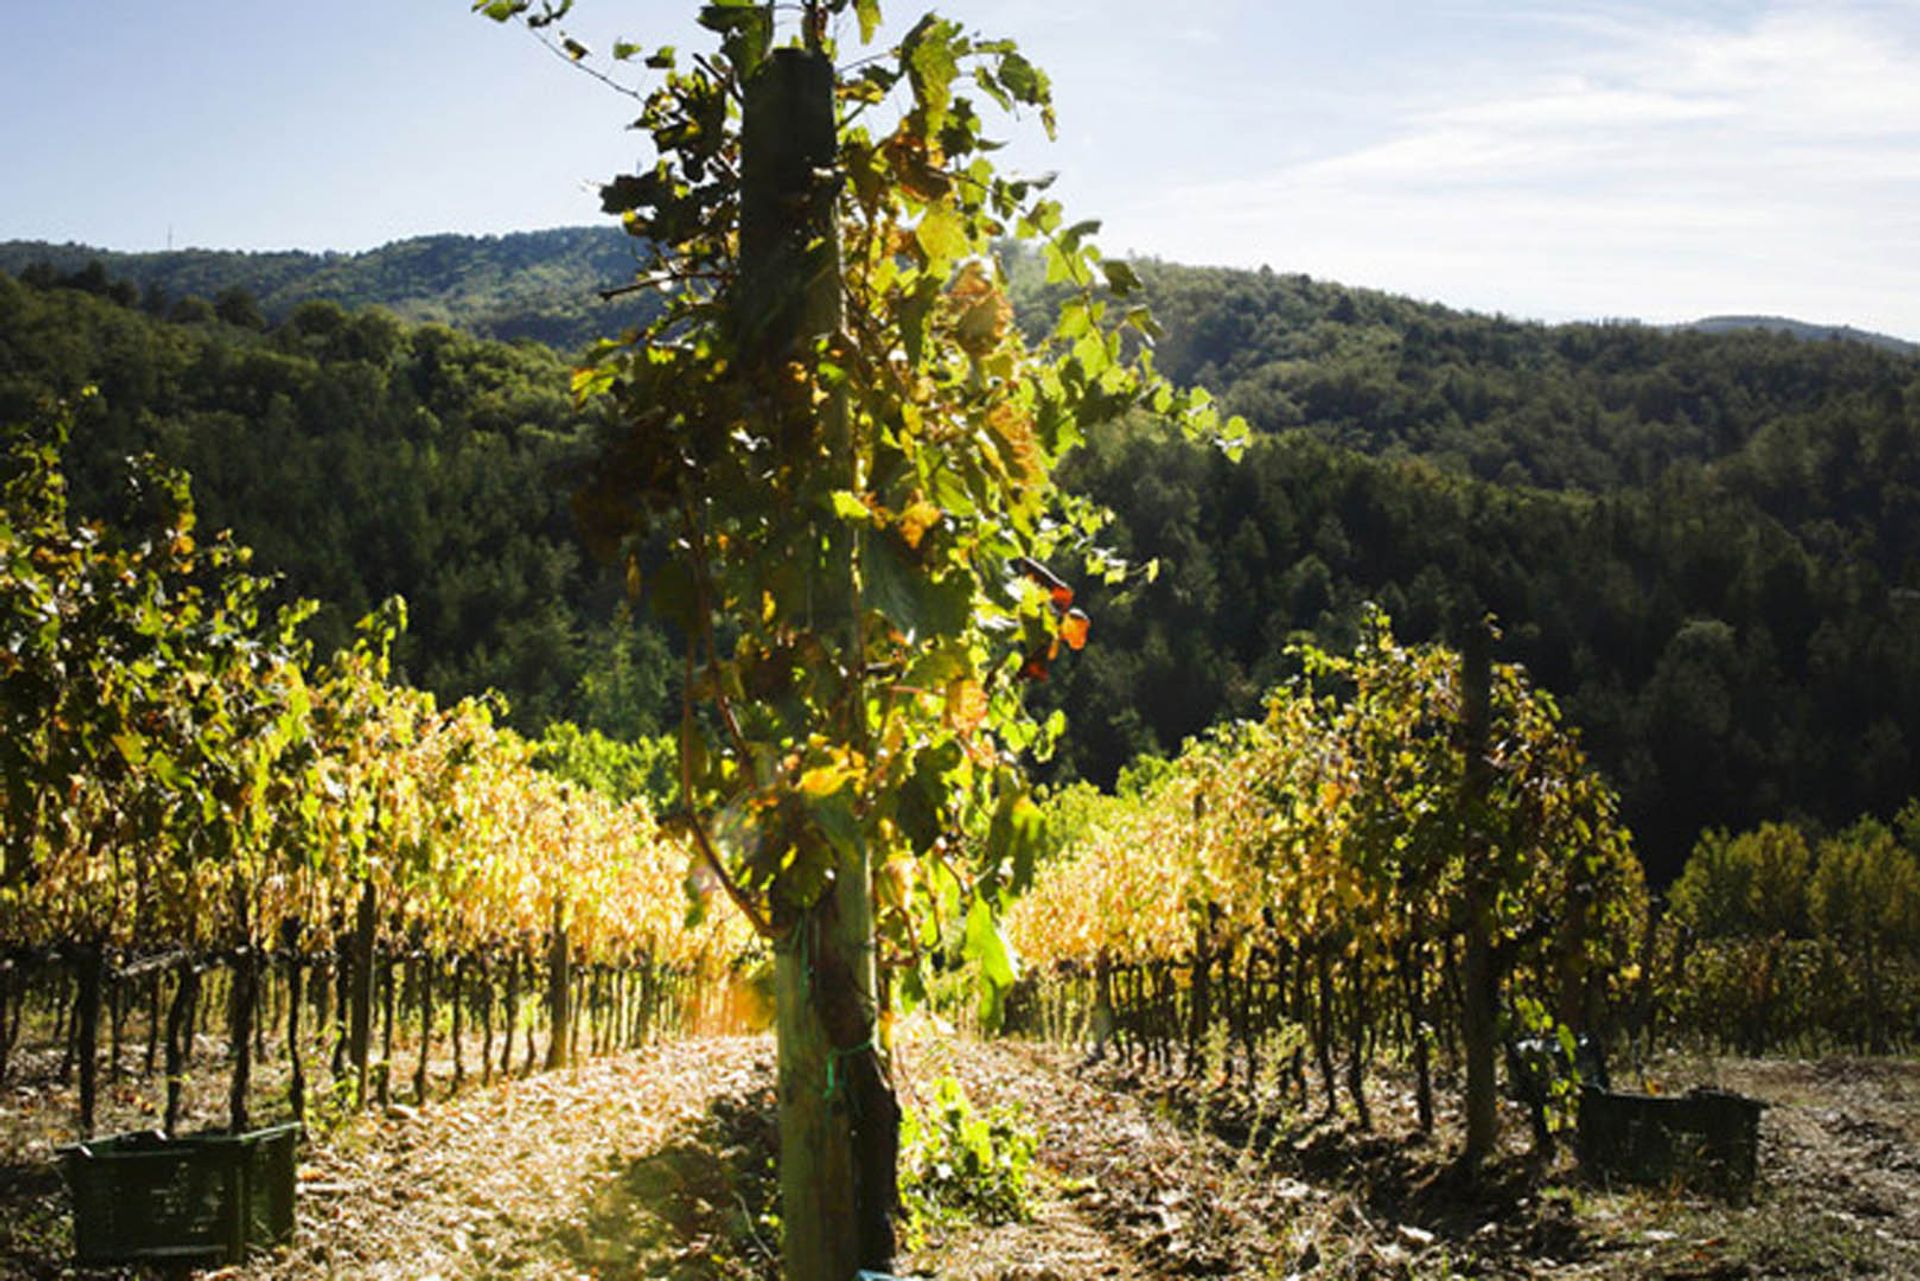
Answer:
[6, 0, 1920, 1278]
[1004, 616, 1648, 1142]
[8, 402, 1920, 1279]
[1002, 623, 1920, 1131]
[0, 406, 751, 1146]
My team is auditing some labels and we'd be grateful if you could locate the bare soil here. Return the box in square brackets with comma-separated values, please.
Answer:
[923, 1042, 1920, 1280]
[4, 1036, 1917, 1280]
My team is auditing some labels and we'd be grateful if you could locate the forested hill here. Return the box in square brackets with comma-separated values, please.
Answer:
[0, 226, 645, 354]
[1034, 273, 1920, 879]
[0, 267, 670, 739]
[5, 251, 1918, 882]
[1680, 315, 1918, 356]
[1116, 261, 1920, 491]
[7, 228, 1916, 404]
[1039, 413, 1920, 881]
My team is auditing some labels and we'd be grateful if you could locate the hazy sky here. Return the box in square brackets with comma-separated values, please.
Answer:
[5, 1, 1918, 335]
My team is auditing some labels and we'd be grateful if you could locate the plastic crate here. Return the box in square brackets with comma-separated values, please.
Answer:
[1577, 1086, 1764, 1201]
[58, 1122, 301, 1266]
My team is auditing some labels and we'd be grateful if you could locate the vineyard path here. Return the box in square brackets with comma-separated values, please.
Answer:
[10, 1037, 1920, 1279]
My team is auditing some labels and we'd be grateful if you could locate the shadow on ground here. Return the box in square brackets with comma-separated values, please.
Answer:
[1098, 1065, 1591, 1271]
[0, 1158, 90, 1281]
[554, 1089, 781, 1281]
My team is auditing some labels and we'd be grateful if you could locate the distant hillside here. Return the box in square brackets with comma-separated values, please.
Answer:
[0, 226, 649, 354]
[13, 227, 1918, 391]
[1109, 260, 1920, 491]
[1677, 314, 1917, 357]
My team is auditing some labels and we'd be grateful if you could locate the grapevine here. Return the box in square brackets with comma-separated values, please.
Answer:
[0, 404, 746, 1132]
[1007, 611, 1647, 1134]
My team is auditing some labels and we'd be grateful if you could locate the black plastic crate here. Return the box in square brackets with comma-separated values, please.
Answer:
[1577, 1086, 1764, 1201]
[57, 1122, 301, 1266]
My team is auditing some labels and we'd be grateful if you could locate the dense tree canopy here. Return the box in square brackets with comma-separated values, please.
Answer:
[1096, 260, 1920, 492]
[0, 228, 650, 354]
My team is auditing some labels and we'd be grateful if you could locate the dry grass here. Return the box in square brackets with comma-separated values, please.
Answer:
[5, 1032, 1917, 1280]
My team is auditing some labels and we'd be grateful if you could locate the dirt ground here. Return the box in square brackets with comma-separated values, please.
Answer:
[4, 1034, 1918, 1280]
[946, 1043, 1920, 1279]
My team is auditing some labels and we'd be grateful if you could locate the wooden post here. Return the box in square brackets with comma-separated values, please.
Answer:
[348, 881, 376, 1109]
[451, 954, 466, 1092]
[1092, 952, 1114, 1059]
[594, 967, 607, 1056]
[107, 955, 125, 1082]
[584, 967, 596, 1058]
[57, 966, 76, 1085]
[742, 45, 897, 1281]
[330, 934, 350, 1082]
[378, 954, 397, 1108]
[143, 966, 161, 1079]
[414, 952, 434, 1104]
[502, 947, 521, 1077]
[545, 900, 570, 1071]
[163, 961, 199, 1136]
[635, 959, 654, 1047]
[523, 950, 539, 1076]
[207, 965, 222, 1034]
[612, 967, 625, 1051]
[568, 969, 583, 1066]
[229, 945, 257, 1133]
[74, 944, 104, 1137]
[1345, 947, 1372, 1130]
[1461, 618, 1499, 1166]
[284, 918, 307, 1124]
[1286, 942, 1309, 1102]
[1187, 946, 1211, 1078]
[310, 951, 330, 1077]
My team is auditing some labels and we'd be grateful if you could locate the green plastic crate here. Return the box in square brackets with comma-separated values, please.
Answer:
[58, 1122, 301, 1266]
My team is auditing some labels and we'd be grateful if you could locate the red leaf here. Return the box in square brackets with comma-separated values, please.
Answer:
[1059, 609, 1090, 651]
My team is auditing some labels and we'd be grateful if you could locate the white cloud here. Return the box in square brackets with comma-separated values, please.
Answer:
[1114, 2, 1920, 336]
[1431, 81, 1736, 133]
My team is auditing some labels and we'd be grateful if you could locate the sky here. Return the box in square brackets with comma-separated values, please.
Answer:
[4, 0, 1919, 336]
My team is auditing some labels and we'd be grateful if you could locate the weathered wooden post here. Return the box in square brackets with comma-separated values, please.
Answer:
[74, 943, 104, 1136]
[545, 897, 570, 1071]
[163, 960, 199, 1136]
[740, 43, 897, 1280]
[348, 880, 376, 1108]
[1461, 618, 1499, 1166]
[228, 945, 257, 1132]
[283, 917, 306, 1123]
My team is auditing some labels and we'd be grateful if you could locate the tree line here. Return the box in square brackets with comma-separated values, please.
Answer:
[0, 227, 649, 355]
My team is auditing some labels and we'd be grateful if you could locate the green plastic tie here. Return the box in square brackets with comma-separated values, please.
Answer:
[823, 1036, 875, 1101]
